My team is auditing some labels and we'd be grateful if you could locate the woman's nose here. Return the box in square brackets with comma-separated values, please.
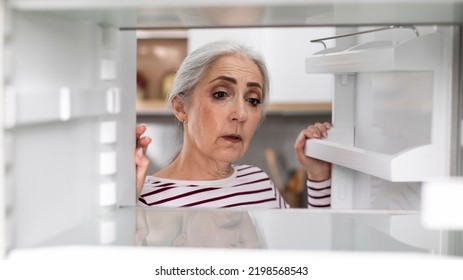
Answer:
[230, 100, 248, 122]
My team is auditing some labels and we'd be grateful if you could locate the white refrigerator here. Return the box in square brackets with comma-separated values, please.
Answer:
[1, 0, 462, 262]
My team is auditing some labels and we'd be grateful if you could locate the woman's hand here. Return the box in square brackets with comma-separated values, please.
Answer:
[136, 124, 152, 199]
[294, 122, 332, 181]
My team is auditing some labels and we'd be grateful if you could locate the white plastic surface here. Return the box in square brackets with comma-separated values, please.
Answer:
[306, 139, 439, 182]
[99, 182, 117, 207]
[5, 11, 136, 249]
[305, 28, 440, 73]
[305, 26, 455, 210]
[100, 121, 117, 144]
[100, 59, 116, 80]
[422, 178, 463, 230]
[100, 152, 117, 175]
[106, 87, 121, 114]
[99, 218, 116, 244]
[58, 87, 71, 121]
[3, 87, 16, 128]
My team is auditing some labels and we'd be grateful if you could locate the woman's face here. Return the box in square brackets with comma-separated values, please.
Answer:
[183, 53, 264, 164]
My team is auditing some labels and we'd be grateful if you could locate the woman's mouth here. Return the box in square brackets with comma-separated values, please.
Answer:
[222, 134, 242, 143]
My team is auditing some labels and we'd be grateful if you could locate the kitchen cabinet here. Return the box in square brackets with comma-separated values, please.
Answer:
[188, 27, 334, 105]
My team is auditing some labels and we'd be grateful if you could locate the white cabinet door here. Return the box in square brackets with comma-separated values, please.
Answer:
[188, 27, 334, 103]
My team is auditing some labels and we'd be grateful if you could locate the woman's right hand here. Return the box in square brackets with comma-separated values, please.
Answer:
[294, 122, 332, 181]
[136, 124, 152, 199]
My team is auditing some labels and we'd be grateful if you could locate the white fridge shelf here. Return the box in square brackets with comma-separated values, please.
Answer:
[304, 139, 439, 182]
[305, 31, 438, 73]
[3, 87, 120, 128]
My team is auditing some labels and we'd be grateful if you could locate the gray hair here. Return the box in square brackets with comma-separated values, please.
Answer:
[166, 40, 270, 116]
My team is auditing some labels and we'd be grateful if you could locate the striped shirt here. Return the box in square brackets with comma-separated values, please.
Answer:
[137, 164, 331, 209]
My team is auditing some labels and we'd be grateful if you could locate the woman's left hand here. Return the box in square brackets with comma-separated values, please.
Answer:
[294, 122, 332, 181]
[135, 124, 152, 199]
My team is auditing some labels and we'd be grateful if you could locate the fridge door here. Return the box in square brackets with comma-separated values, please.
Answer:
[305, 25, 460, 210]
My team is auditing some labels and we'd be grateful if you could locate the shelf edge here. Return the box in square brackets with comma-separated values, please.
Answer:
[305, 139, 439, 182]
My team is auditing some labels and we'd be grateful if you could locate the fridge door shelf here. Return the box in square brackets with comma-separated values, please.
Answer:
[305, 30, 440, 73]
[304, 139, 440, 182]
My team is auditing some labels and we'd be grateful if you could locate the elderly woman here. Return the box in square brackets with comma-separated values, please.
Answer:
[135, 40, 331, 208]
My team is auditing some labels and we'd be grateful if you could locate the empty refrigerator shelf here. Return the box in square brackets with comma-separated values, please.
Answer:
[4, 88, 120, 128]
[306, 29, 440, 73]
[305, 139, 440, 182]
[6, 207, 444, 257]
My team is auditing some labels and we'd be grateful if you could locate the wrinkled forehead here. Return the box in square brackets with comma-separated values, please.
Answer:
[202, 53, 264, 84]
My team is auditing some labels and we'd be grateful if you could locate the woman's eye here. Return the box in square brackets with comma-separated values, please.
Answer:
[213, 91, 228, 99]
[247, 98, 262, 107]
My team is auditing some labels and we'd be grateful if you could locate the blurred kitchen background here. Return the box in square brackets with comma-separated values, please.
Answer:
[135, 27, 334, 207]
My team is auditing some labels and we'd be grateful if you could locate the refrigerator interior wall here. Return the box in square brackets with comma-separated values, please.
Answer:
[0, 0, 5, 259]
[305, 26, 458, 210]
[2, 10, 137, 251]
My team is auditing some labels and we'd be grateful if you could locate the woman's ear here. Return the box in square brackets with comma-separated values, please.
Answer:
[171, 96, 187, 123]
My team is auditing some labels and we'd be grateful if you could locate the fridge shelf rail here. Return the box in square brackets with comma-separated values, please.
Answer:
[304, 139, 440, 182]
[310, 25, 420, 49]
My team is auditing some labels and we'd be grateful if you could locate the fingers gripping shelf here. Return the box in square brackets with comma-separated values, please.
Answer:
[304, 140, 439, 182]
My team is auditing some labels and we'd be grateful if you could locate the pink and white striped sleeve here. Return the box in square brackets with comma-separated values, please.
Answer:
[307, 179, 331, 208]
